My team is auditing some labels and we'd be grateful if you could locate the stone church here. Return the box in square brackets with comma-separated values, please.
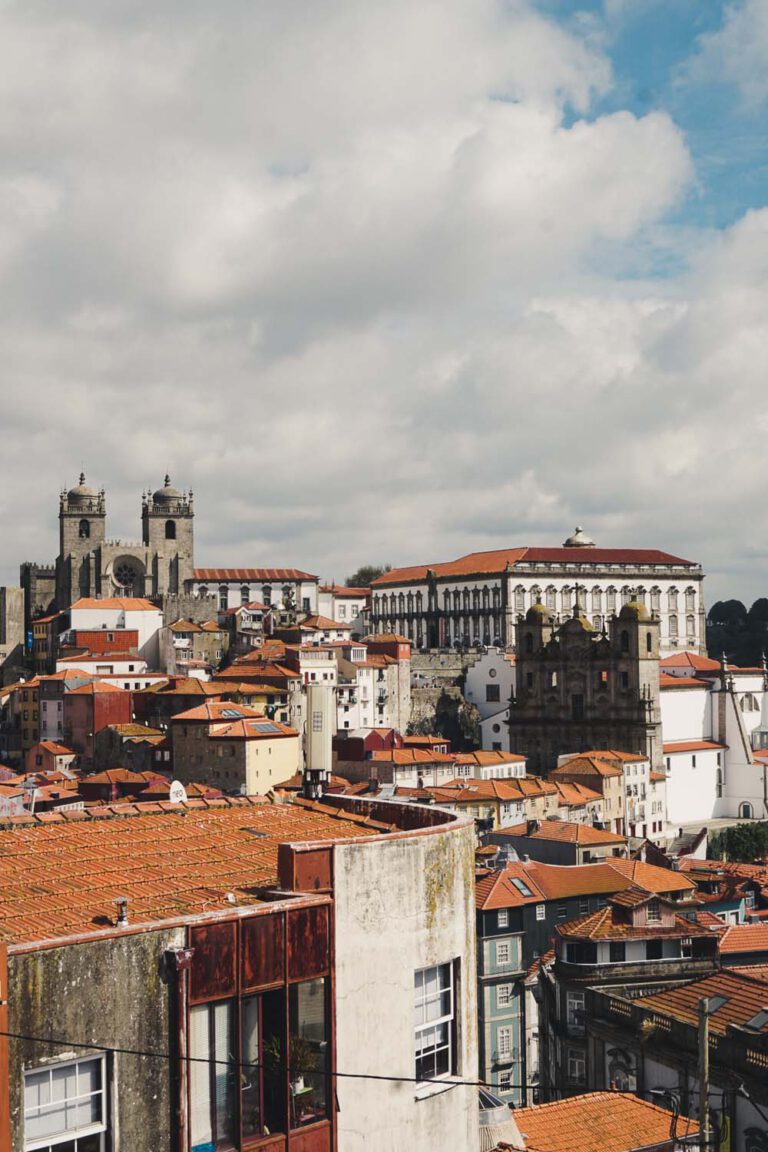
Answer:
[21, 474, 195, 629]
[507, 598, 663, 772]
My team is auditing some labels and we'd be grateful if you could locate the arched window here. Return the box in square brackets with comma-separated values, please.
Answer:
[606, 586, 617, 613]
[591, 586, 602, 612]
[453, 590, 460, 611]
[482, 586, 490, 610]
[514, 586, 525, 613]
[740, 802, 754, 819]
[262, 585, 272, 606]
[561, 586, 572, 612]
[398, 593, 405, 614]
[165, 520, 176, 540]
[741, 693, 760, 713]
[686, 614, 695, 638]
[621, 630, 630, 653]
[546, 586, 557, 610]
[78, 519, 90, 539]
[240, 585, 250, 606]
[550, 671, 558, 688]
[415, 591, 423, 612]
[620, 586, 631, 606]
[669, 614, 678, 637]
[525, 633, 534, 654]
[219, 585, 228, 612]
[198, 585, 208, 598]
[373, 595, 380, 614]
[492, 586, 500, 610]
[685, 587, 696, 612]
[650, 587, 661, 612]
[472, 589, 480, 610]
[530, 585, 542, 608]
[635, 586, 646, 606]
[668, 587, 678, 610]
[646, 632, 653, 654]
[463, 589, 470, 611]
[593, 615, 603, 631]
[443, 590, 450, 611]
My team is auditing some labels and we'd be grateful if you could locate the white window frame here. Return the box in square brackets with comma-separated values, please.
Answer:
[497, 983, 513, 1008]
[496, 1026, 512, 1058]
[496, 941, 510, 965]
[24, 1054, 107, 1151]
[567, 1046, 586, 1084]
[566, 990, 585, 1028]
[535, 904, 545, 921]
[497, 909, 509, 928]
[414, 963, 454, 1081]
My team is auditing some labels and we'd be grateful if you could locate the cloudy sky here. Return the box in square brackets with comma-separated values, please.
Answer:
[0, 0, 766, 603]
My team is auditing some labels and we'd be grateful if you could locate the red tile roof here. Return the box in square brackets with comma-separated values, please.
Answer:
[719, 923, 768, 955]
[511, 1091, 698, 1151]
[475, 862, 547, 910]
[508, 820, 627, 846]
[70, 598, 160, 612]
[476, 859, 694, 909]
[659, 673, 709, 689]
[556, 903, 712, 941]
[194, 568, 317, 581]
[637, 968, 768, 1036]
[374, 548, 695, 586]
[171, 700, 265, 723]
[300, 615, 352, 630]
[549, 757, 623, 779]
[0, 798, 387, 944]
[663, 740, 725, 754]
[661, 652, 721, 672]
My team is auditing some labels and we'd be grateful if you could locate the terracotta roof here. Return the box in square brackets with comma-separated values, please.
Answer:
[659, 673, 709, 689]
[637, 969, 768, 1037]
[369, 748, 455, 766]
[649, 771, 666, 783]
[522, 859, 694, 902]
[68, 681, 126, 695]
[208, 719, 298, 740]
[719, 923, 768, 955]
[663, 740, 725, 754]
[453, 750, 526, 765]
[300, 615, 352, 630]
[171, 701, 265, 723]
[475, 862, 547, 910]
[70, 598, 160, 612]
[81, 768, 148, 785]
[193, 568, 317, 581]
[374, 548, 695, 586]
[319, 586, 369, 597]
[604, 859, 696, 894]
[105, 724, 165, 738]
[137, 678, 221, 697]
[549, 757, 623, 779]
[515, 820, 627, 846]
[556, 904, 713, 942]
[0, 798, 387, 944]
[511, 1091, 698, 1151]
[738, 964, 768, 982]
[552, 782, 603, 806]
[33, 742, 75, 756]
[661, 652, 721, 672]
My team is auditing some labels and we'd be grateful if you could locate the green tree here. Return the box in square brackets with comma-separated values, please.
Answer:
[345, 564, 391, 588]
[748, 598, 768, 623]
[708, 600, 747, 626]
[709, 822, 768, 862]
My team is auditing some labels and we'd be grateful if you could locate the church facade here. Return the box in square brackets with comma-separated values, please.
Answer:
[21, 474, 195, 631]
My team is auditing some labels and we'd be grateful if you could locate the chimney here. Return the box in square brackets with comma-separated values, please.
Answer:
[114, 896, 129, 926]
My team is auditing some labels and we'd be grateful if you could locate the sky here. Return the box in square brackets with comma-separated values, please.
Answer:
[0, 0, 767, 605]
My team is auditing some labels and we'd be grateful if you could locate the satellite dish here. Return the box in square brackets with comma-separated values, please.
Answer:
[169, 780, 188, 804]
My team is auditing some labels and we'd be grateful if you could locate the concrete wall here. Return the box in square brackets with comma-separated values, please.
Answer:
[333, 816, 479, 1152]
[8, 927, 184, 1152]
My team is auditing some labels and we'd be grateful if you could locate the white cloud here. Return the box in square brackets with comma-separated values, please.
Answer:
[0, 0, 761, 605]
[685, 0, 768, 106]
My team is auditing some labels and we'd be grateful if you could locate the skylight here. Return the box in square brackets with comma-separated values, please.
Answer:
[511, 878, 533, 897]
[744, 1008, 768, 1031]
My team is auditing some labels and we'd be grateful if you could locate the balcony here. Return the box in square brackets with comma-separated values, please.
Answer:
[492, 1048, 519, 1067]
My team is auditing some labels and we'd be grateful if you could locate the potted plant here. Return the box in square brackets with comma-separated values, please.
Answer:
[288, 1034, 317, 1094]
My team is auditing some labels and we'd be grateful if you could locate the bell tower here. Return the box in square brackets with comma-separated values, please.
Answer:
[57, 474, 106, 607]
[141, 476, 194, 595]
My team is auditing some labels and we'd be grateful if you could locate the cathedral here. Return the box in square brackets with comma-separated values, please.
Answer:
[21, 474, 195, 630]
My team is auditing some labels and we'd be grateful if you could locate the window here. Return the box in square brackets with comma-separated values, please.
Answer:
[566, 990, 585, 1028]
[557, 904, 567, 920]
[609, 942, 626, 963]
[536, 904, 545, 921]
[579, 899, 589, 915]
[567, 1047, 586, 1084]
[498, 1071, 511, 1091]
[496, 942, 510, 965]
[497, 910, 509, 928]
[486, 683, 500, 702]
[24, 1056, 106, 1151]
[497, 984, 513, 1008]
[647, 900, 661, 923]
[646, 939, 663, 960]
[414, 963, 454, 1081]
[165, 520, 176, 540]
[218, 585, 228, 612]
[496, 1026, 512, 1058]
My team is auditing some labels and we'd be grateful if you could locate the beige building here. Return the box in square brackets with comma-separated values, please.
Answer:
[171, 700, 300, 793]
[548, 754, 626, 834]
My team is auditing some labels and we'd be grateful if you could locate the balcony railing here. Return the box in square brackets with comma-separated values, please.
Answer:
[492, 1049, 519, 1067]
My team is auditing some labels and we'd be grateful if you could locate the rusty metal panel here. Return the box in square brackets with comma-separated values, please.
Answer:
[288, 1120, 331, 1152]
[189, 920, 237, 1002]
[279, 845, 333, 894]
[242, 911, 285, 991]
[0, 944, 9, 1152]
[287, 905, 330, 981]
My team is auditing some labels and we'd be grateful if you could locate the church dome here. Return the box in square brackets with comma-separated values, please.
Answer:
[525, 601, 552, 624]
[563, 526, 595, 548]
[67, 473, 97, 504]
[153, 474, 182, 503]
[619, 600, 650, 621]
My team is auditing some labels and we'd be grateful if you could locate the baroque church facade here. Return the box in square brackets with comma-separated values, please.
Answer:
[21, 474, 195, 630]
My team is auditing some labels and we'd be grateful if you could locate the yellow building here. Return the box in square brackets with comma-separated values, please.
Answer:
[170, 700, 300, 794]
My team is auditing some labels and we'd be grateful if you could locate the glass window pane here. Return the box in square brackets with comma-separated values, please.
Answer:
[25, 1069, 50, 1113]
[77, 1059, 102, 1096]
[77, 1135, 103, 1152]
[26, 1103, 67, 1140]
[52, 1064, 77, 1103]
[213, 1001, 236, 1144]
[289, 979, 328, 1128]
[241, 996, 261, 1139]
[189, 1005, 213, 1148]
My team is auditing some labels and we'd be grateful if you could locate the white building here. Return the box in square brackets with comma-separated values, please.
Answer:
[317, 584, 368, 627]
[463, 648, 516, 723]
[191, 567, 318, 614]
[371, 529, 705, 656]
[68, 597, 164, 666]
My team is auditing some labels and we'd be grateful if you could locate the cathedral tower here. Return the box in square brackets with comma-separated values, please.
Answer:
[57, 474, 106, 607]
[141, 476, 194, 595]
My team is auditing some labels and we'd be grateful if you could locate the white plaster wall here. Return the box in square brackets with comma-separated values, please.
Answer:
[664, 750, 720, 826]
[480, 708, 511, 752]
[660, 687, 711, 743]
[69, 605, 163, 661]
[464, 649, 516, 720]
[333, 820, 479, 1152]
